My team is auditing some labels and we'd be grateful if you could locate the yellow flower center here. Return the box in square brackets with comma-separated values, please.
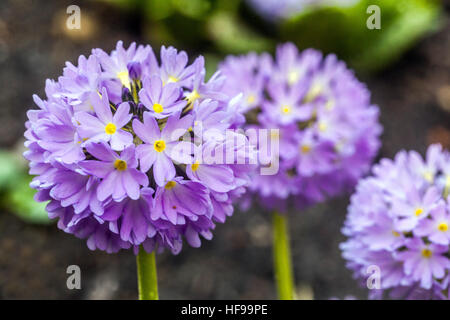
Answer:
[318, 122, 327, 132]
[304, 83, 322, 102]
[153, 103, 164, 113]
[168, 75, 179, 83]
[423, 171, 434, 183]
[191, 161, 200, 172]
[165, 181, 176, 190]
[287, 70, 299, 85]
[247, 94, 256, 104]
[105, 123, 117, 135]
[114, 159, 127, 171]
[153, 140, 166, 153]
[117, 70, 131, 89]
[281, 105, 291, 114]
[415, 208, 424, 217]
[421, 248, 432, 258]
[301, 145, 311, 154]
[187, 90, 200, 103]
[392, 231, 400, 237]
[270, 130, 280, 140]
[325, 99, 335, 111]
[438, 222, 448, 232]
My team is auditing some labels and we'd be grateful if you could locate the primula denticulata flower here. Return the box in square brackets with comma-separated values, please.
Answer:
[24, 41, 255, 254]
[341, 144, 450, 299]
[219, 43, 382, 211]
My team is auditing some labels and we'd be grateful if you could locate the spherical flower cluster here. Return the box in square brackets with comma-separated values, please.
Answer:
[219, 43, 381, 210]
[341, 144, 450, 299]
[24, 41, 253, 254]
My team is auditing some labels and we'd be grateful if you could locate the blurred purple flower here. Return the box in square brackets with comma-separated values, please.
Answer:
[397, 238, 450, 290]
[415, 202, 450, 245]
[341, 144, 450, 299]
[219, 42, 382, 210]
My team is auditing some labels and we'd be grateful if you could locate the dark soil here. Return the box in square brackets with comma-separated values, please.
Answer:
[0, 0, 449, 299]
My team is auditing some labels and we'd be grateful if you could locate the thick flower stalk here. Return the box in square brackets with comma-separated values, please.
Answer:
[341, 144, 450, 300]
[219, 43, 381, 299]
[24, 41, 254, 256]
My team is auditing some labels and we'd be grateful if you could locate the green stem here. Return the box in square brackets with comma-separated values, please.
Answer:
[272, 211, 295, 300]
[136, 247, 159, 300]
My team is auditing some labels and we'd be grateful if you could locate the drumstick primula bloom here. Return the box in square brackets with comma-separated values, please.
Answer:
[219, 43, 382, 211]
[24, 41, 255, 254]
[341, 144, 450, 299]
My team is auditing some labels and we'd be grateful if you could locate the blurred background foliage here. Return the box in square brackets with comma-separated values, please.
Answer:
[99, 0, 443, 74]
[0, 148, 49, 224]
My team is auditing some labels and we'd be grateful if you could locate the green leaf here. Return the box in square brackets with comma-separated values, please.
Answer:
[351, 0, 442, 72]
[207, 12, 273, 54]
[280, 0, 443, 73]
[204, 53, 222, 80]
[0, 150, 23, 191]
[4, 175, 52, 225]
[172, 0, 212, 20]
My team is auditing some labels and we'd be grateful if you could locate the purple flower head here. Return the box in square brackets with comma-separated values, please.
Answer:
[219, 42, 382, 210]
[341, 144, 450, 299]
[24, 41, 253, 254]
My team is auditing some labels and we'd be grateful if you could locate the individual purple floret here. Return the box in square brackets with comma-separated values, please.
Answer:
[75, 88, 133, 151]
[24, 41, 254, 254]
[219, 42, 382, 211]
[341, 144, 450, 299]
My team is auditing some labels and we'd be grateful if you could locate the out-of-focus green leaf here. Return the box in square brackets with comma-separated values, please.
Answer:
[204, 53, 222, 79]
[207, 12, 273, 54]
[4, 175, 51, 225]
[0, 150, 23, 191]
[144, 0, 176, 21]
[351, 0, 442, 72]
[172, 0, 212, 19]
[281, 0, 443, 73]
